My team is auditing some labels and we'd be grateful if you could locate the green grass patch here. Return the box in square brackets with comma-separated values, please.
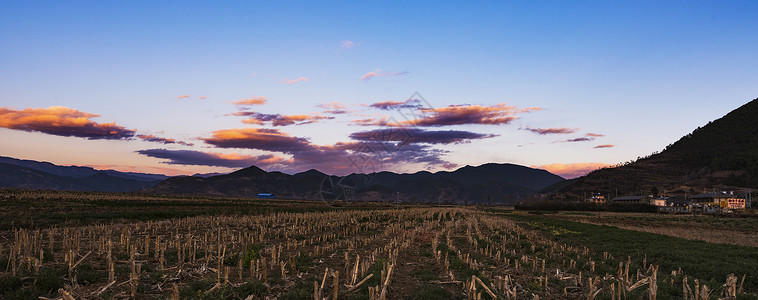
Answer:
[503, 214, 758, 293]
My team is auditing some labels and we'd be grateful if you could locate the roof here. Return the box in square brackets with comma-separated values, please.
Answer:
[690, 192, 739, 199]
[668, 198, 690, 205]
[611, 196, 645, 201]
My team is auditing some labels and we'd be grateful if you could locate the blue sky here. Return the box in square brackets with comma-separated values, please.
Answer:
[1, 1, 757, 178]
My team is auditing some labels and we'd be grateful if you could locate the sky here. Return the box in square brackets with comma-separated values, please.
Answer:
[1, 1, 757, 179]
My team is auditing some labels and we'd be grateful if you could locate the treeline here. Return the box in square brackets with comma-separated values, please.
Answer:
[515, 201, 659, 213]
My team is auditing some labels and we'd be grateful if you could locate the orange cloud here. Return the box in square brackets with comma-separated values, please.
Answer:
[533, 162, 611, 179]
[202, 128, 314, 152]
[0, 106, 135, 139]
[586, 133, 605, 137]
[231, 96, 268, 106]
[177, 95, 190, 99]
[594, 144, 615, 149]
[198, 96, 207, 100]
[281, 77, 309, 84]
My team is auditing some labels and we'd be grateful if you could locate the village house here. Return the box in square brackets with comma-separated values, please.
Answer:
[650, 197, 667, 207]
[587, 194, 606, 203]
[689, 192, 746, 210]
[610, 195, 645, 203]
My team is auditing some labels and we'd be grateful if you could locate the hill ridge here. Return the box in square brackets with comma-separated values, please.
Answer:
[553, 97, 758, 200]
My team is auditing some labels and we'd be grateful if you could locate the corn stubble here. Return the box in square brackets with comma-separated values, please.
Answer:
[1, 205, 751, 299]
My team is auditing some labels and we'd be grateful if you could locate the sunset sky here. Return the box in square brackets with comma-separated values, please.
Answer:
[1, 1, 757, 178]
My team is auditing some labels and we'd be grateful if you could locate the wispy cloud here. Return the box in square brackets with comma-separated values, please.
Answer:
[361, 69, 409, 81]
[231, 97, 268, 106]
[565, 137, 593, 142]
[137, 148, 291, 168]
[318, 102, 352, 114]
[369, 99, 421, 110]
[0, 106, 136, 139]
[354, 103, 541, 127]
[522, 126, 578, 135]
[340, 40, 361, 49]
[137, 134, 194, 146]
[533, 162, 610, 179]
[177, 95, 190, 99]
[558, 132, 606, 143]
[594, 144, 615, 149]
[232, 112, 333, 126]
[281, 77, 309, 85]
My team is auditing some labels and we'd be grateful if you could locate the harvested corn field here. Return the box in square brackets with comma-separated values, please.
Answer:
[1, 192, 756, 299]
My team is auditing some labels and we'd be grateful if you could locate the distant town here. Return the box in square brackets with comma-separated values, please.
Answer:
[586, 190, 752, 213]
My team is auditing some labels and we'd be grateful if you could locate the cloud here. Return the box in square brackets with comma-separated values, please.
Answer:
[369, 99, 421, 110]
[522, 126, 578, 135]
[177, 95, 190, 99]
[137, 148, 291, 168]
[202, 126, 459, 175]
[198, 96, 207, 100]
[565, 137, 593, 142]
[202, 128, 315, 152]
[349, 128, 497, 145]
[0, 106, 136, 139]
[355, 103, 541, 127]
[318, 102, 352, 114]
[534, 162, 611, 179]
[290, 141, 454, 175]
[231, 97, 268, 106]
[361, 69, 409, 81]
[281, 77, 309, 84]
[232, 112, 333, 126]
[594, 144, 615, 149]
[340, 40, 359, 49]
[137, 134, 194, 146]
[559, 132, 605, 143]
[137, 134, 176, 144]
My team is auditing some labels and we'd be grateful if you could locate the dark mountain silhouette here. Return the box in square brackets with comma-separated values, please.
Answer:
[552, 97, 758, 200]
[0, 162, 160, 192]
[145, 163, 564, 205]
[0, 156, 168, 182]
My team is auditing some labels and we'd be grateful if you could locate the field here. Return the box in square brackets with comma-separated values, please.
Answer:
[535, 211, 758, 248]
[1, 190, 756, 299]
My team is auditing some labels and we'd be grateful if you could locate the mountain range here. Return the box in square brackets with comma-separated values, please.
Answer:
[551, 97, 758, 200]
[0, 155, 564, 204]
[144, 163, 565, 204]
[0, 156, 167, 192]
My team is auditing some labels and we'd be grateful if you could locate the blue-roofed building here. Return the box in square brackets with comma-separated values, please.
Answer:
[257, 193, 276, 199]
